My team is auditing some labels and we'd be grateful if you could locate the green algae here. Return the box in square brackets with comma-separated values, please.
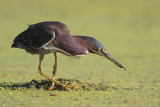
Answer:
[0, 78, 117, 91]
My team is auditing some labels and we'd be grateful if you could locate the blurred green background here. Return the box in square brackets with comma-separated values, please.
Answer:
[0, 0, 160, 106]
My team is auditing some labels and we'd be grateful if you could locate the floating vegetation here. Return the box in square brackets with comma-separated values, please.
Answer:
[0, 78, 117, 91]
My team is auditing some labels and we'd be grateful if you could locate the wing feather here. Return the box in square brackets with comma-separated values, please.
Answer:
[13, 27, 55, 48]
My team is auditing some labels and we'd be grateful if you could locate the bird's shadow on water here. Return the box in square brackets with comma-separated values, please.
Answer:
[0, 78, 118, 91]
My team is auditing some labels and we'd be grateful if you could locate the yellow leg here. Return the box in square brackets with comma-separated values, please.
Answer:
[49, 52, 58, 90]
[38, 49, 82, 90]
[52, 52, 58, 77]
[38, 50, 53, 81]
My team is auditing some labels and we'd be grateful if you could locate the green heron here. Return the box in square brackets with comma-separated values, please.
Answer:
[12, 21, 126, 90]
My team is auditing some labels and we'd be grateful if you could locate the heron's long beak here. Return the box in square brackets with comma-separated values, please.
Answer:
[98, 48, 126, 70]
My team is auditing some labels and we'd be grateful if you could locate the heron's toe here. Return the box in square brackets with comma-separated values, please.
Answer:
[48, 86, 54, 90]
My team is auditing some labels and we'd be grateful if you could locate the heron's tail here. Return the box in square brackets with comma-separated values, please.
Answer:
[11, 42, 17, 48]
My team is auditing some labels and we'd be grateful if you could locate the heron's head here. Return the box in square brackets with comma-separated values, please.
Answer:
[76, 36, 126, 70]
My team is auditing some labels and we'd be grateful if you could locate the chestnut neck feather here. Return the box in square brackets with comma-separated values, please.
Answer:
[52, 35, 89, 55]
[45, 23, 87, 55]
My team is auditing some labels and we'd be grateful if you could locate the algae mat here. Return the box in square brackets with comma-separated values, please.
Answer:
[0, 78, 117, 91]
[0, 79, 160, 107]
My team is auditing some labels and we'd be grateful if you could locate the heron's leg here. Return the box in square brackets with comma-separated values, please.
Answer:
[38, 49, 82, 90]
[38, 49, 53, 81]
[52, 52, 58, 78]
[48, 52, 58, 90]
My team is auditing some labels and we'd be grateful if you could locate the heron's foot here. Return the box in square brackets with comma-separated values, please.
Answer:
[59, 82, 82, 91]
[48, 82, 55, 90]
[48, 86, 54, 90]
[48, 78, 82, 91]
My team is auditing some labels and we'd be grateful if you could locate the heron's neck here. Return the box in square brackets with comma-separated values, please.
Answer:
[70, 36, 89, 54]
